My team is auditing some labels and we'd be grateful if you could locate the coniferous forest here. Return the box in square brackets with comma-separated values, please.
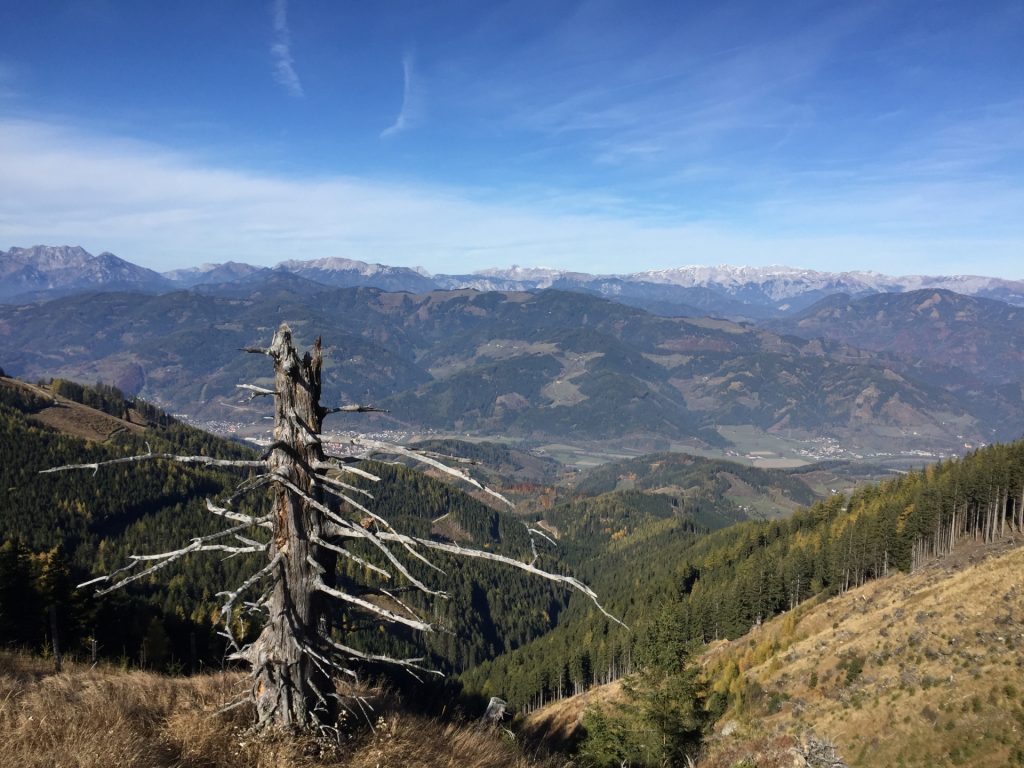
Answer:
[0, 376, 579, 678]
[3, 371, 1024, 766]
[463, 437, 1024, 713]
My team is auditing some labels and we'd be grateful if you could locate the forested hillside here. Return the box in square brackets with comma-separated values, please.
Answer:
[0, 375, 258, 669]
[464, 437, 1024, 713]
[572, 451, 817, 518]
[0, 376, 581, 676]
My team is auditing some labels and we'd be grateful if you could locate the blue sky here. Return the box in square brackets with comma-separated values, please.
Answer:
[1, 0, 1022, 277]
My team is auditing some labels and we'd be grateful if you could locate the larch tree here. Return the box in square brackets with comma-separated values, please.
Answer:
[43, 324, 619, 731]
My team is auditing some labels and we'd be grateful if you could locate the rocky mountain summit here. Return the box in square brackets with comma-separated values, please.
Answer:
[0, 245, 170, 300]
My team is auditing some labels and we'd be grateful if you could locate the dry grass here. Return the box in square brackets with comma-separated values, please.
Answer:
[0, 653, 556, 768]
[695, 732, 801, 768]
[521, 679, 625, 751]
[698, 536, 1024, 767]
[521, 537, 1024, 767]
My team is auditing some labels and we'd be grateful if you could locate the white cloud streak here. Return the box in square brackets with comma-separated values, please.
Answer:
[0, 118, 1021, 278]
[457, 3, 874, 166]
[381, 52, 417, 138]
[0, 60, 18, 98]
[271, 0, 304, 98]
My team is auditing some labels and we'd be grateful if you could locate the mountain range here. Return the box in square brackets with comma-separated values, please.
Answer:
[1, 283, 1016, 456]
[4, 245, 1024, 319]
[3, 245, 1024, 459]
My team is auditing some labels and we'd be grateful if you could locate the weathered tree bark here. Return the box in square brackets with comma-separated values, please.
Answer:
[241, 325, 336, 729]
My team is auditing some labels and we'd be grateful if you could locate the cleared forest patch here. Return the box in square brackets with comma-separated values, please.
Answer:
[700, 536, 1024, 768]
[0, 376, 146, 443]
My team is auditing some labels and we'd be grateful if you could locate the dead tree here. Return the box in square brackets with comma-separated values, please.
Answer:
[43, 323, 620, 731]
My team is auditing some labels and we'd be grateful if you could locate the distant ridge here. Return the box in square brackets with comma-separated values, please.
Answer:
[4, 245, 1024, 317]
[1, 284, 1006, 455]
[275, 256, 437, 292]
[769, 288, 1024, 386]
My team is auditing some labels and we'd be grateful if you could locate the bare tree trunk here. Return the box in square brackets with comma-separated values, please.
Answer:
[47, 322, 622, 733]
[1018, 485, 1024, 532]
[243, 327, 336, 730]
[49, 605, 62, 674]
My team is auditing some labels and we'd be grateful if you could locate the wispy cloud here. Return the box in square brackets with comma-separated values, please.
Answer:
[437, 2, 886, 187]
[381, 52, 417, 138]
[464, 6, 855, 145]
[0, 117, 1022, 279]
[0, 60, 19, 98]
[270, 0, 303, 98]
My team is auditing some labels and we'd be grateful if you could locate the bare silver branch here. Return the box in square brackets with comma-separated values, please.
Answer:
[315, 471, 374, 500]
[79, 520, 263, 595]
[310, 534, 392, 580]
[236, 383, 277, 399]
[206, 498, 272, 529]
[321, 634, 441, 678]
[313, 574, 433, 632]
[325, 437, 483, 489]
[313, 460, 381, 482]
[528, 527, 558, 547]
[218, 551, 284, 651]
[323, 404, 388, 415]
[376, 531, 626, 629]
[41, 452, 264, 475]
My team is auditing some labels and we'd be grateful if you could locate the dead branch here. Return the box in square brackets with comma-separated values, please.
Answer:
[327, 526, 627, 629]
[218, 551, 284, 651]
[310, 534, 392, 579]
[322, 404, 388, 415]
[241, 345, 275, 357]
[41, 452, 264, 475]
[312, 574, 433, 632]
[81, 521, 261, 595]
[323, 436, 518, 509]
[321, 634, 441, 678]
[236, 384, 277, 399]
[313, 460, 381, 482]
[528, 527, 557, 547]
[206, 498, 272, 529]
[315, 471, 374, 499]
[325, 437, 483, 489]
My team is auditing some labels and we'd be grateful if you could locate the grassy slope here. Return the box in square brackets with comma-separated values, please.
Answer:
[701, 535, 1024, 768]
[527, 536, 1024, 768]
[0, 375, 148, 442]
[0, 652, 550, 768]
